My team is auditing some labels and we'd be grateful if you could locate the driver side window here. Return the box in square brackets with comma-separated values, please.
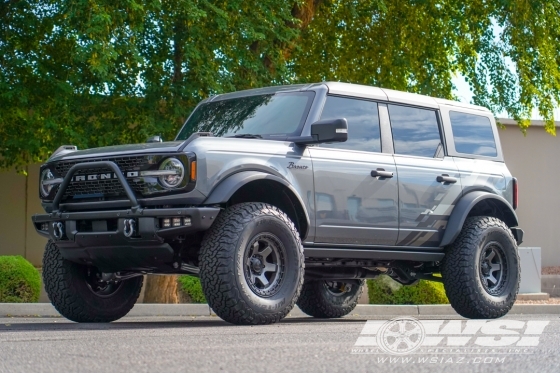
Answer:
[319, 96, 381, 153]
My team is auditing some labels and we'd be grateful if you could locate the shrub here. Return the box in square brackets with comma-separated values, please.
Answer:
[177, 275, 206, 303]
[0, 256, 41, 303]
[367, 274, 448, 305]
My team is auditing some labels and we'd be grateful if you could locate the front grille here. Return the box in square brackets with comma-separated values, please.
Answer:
[54, 156, 148, 176]
[54, 156, 150, 202]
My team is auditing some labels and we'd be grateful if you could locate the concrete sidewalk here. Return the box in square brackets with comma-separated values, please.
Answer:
[1, 303, 559, 318]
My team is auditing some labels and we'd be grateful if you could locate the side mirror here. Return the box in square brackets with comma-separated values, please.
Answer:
[146, 135, 163, 143]
[290, 118, 348, 145]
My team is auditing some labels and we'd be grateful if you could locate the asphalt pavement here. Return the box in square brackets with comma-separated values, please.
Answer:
[1, 314, 559, 373]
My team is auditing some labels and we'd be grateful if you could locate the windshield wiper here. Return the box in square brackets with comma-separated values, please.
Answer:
[226, 134, 263, 139]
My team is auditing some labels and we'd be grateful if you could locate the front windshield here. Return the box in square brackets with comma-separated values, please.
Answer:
[176, 91, 315, 140]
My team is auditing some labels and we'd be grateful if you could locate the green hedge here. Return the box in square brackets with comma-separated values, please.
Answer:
[367, 274, 448, 305]
[0, 256, 41, 303]
[177, 276, 206, 303]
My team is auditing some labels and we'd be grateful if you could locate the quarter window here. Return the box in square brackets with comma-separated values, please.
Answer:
[319, 96, 381, 153]
[388, 105, 442, 158]
[449, 111, 497, 157]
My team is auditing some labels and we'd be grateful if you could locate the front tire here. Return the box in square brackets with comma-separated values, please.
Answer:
[199, 203, 304, 325]
[442, 216, 520, 319]
[297, 280, 364, 318]
[42, 240, 143, 322]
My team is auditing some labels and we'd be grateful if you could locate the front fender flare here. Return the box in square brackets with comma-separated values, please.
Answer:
[202, 171, 311, 237]
[439, 191, 519, 247]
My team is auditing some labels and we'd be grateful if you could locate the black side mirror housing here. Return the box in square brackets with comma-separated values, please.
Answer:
[290, 118, 348, 145]
[146, 135, 163, 143]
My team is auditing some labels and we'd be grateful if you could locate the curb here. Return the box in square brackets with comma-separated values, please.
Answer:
[1, 303, 559, 318]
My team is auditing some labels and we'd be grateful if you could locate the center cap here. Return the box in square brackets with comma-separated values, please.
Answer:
[250, 257, 264, 273]
[481, 261, 490, 275]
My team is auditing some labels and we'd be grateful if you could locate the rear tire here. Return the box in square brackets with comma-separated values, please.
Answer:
[199, 203, 304, 325]
[297, 280, 364, 318]
[442, 216, 520, 319]
[42, 240, 143, 322]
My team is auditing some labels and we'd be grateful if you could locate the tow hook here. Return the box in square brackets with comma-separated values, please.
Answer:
[123, 219, 136, 238]
[52, 222, 65, 240]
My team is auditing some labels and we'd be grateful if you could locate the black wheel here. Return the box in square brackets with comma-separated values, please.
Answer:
[297, 280, 364, 318]
[199, 202, 304, 325]
[441, 216, 520, 319]
[42, 240, 143, 322]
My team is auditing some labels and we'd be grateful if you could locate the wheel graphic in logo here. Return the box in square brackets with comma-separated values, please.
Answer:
[376, 317, 425, 355]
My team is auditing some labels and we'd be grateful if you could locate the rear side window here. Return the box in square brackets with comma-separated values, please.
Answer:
[449, 111, 497, 157]
[388, 105, 442, 158]
[319, 96, 381, 153]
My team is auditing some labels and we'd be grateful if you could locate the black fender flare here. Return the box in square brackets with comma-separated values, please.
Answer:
[439, 191, 519, 247]
[203, 171, 311, 237]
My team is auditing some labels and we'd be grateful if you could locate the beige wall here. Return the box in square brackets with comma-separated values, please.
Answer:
[0, 164, 47, 266]
[498, 124, 560, 266]
[0, 123, 559, 267]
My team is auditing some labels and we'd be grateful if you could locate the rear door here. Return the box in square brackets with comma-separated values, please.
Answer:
[388, 104, 462, 247]
[309, 96, 399, 246]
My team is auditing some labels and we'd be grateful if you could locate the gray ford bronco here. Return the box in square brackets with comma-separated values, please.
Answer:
[33, 82, 523, 325]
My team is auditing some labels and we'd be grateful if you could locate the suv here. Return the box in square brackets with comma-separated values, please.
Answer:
[33, 82, 522, 325]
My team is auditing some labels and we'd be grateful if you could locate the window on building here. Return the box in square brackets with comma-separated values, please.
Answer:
[319, 96, 381, 153]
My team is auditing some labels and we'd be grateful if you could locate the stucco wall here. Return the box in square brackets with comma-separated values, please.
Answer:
[0, 165, 46, 266]
[0, 122, 558, 267]
[498, 123, 560, 266]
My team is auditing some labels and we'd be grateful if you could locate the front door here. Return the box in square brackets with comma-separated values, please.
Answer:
[310, 96, 399, 246]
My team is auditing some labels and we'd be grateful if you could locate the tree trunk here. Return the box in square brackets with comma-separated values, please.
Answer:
[142, 275, 179, 304]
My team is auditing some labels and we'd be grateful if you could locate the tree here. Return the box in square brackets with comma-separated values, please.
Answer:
[292, 0, 560, 134]
[2, 1, 559, 171]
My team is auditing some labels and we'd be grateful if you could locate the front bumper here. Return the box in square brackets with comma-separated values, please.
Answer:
[32, 207, 220, 271]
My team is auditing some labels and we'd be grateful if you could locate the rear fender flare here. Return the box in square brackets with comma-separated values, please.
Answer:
[439, 191, 519, 247]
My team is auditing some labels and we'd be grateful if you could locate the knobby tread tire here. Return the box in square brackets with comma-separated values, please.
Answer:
[441, 216, 520, 319]
[42, 240, 143, 323]
[199, 202, 304, 325]
[297, 280, 364, 318]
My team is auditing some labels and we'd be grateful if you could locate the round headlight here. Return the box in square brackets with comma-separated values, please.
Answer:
[158, 158, 184, 188]
[40, 168, 55, 197]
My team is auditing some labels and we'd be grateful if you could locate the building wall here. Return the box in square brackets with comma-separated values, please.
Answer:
[0, 165, 46, 266]
[0, 122, 558, 267]
[498, 123, 560, 266]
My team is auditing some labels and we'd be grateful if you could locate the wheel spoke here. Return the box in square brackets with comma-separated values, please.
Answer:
[263, 261, 277, 273]
[256, 273, 270, 287]
[486, 249, 496, 261]
[490, 263, 501, 272]
[260, 246, 273, 259]
[487, 273, 498, 285]
[251, 241, 260, 256]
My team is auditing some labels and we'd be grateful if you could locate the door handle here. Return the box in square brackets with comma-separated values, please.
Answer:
[371, 168, 394, 178]
[437, 174, 457, 183]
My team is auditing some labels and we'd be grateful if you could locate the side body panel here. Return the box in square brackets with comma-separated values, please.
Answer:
[394, 155, 462, 247]
[308, 148, 399, 246]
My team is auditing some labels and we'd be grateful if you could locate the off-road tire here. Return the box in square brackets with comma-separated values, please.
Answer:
[199, 202, 304, 325]
[442, 216, 520, 319]
[42, 240, 143, 322]
[297, 280, 364, 318]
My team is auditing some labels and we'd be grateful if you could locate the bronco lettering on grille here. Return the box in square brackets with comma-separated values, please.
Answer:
[71, 171, 139, 182]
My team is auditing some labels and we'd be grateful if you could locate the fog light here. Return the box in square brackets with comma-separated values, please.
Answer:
[183, 217, 191, 226]
[40, 223, 49, 231]
[172, 217, 182, 227]
[162, 218, 171, 228]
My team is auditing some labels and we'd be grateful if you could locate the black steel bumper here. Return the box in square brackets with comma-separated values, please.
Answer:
[32, 160, 220, 271]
